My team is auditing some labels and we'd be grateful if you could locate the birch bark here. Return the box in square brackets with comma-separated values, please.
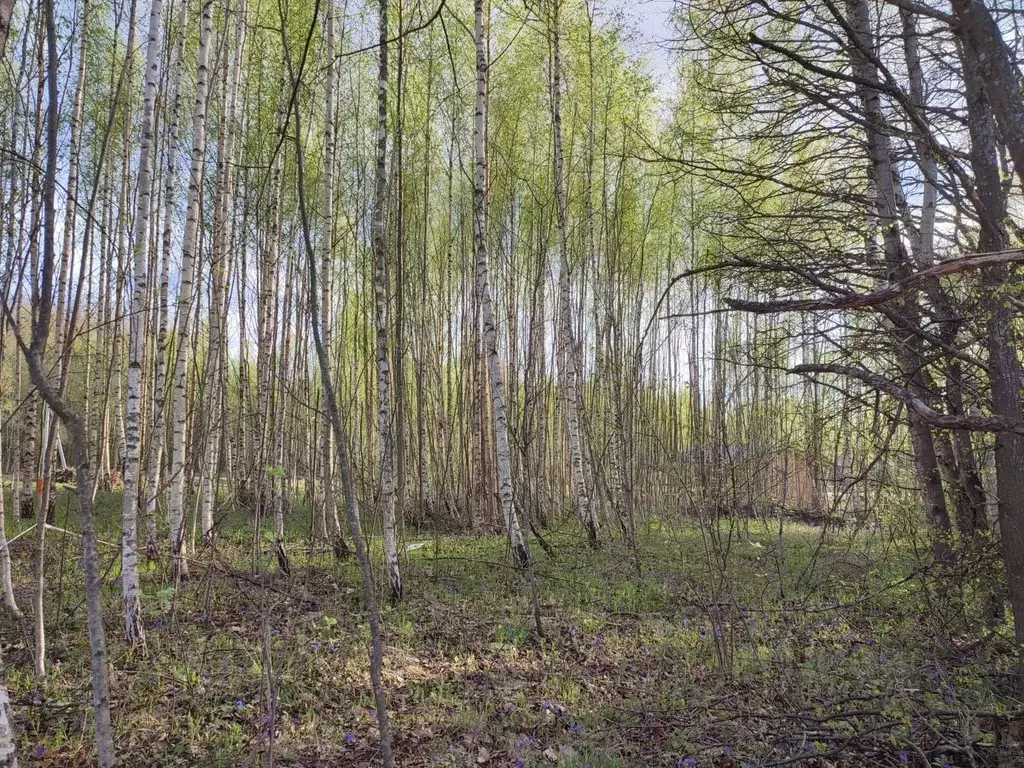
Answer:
[144, 0, 188, 560]
[120, 0, 167, 645]
[373, 0, 402, 601]
[551, 0, 598, 546]
[474, 0, 528, 567]
[169, 0, 214, 580]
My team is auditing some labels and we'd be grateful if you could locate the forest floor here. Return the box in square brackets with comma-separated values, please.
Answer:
[1, 489, 1023, 767]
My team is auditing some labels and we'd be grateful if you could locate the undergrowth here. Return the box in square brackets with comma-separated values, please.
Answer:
[0, 488, 1020, 766]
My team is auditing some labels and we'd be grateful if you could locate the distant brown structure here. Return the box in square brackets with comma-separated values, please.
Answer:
[677, 444, 822, 515]
[723, 445, 818, 511]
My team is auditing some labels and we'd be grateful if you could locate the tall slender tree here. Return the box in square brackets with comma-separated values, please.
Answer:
[169, 0, 214, 579]
[550, 0, 598, 546]
[373, 0, 402, 602]
[120, 0, 167, 646]
[474, 0, 529, 567]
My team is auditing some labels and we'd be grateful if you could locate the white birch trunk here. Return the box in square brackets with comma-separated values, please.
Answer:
[373, 0, 402, 602]
[200, 0, 244, 542]
[144, 0, 188, 560]
[321, 0, 345, 552]
[474, 0, 528, 566]
[0, 649, 16, 768]
[551, 0, 598, 546]
[272, 172, 289, 547]
[0, 414, 17, 614]
[121, 0, 166, 648]
[169, 0, 214, 580]
[54, 0, 90, 371]
[262, 83, 287, 560]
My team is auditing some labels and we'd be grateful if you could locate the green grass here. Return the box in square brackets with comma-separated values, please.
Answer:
[0, 487, 1020, 766]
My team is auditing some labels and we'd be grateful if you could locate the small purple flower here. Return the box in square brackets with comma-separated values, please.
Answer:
[898, 754, 908, 765]
[33, 745, 45, 758]
[502, 703, 517, 715]
[513, 761, 524, 768]
[568, 721, 584, 736]
[234, 699, 245, 710]
[514, 735, 536, 755]
[344, 732, 357, 745]
[310, 641, 322, 650]
[677, 758, 697, 768]
[327, 643, 337, 653]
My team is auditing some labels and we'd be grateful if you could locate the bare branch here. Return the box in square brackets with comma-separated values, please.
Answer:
[793, 362, 1024, 434]
[725, 249, 1024, 313]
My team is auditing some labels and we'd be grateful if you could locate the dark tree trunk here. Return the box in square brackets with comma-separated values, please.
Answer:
[950, 0, 1024, 189]
[959, 31, 1024, 669]
[0, 0, 13, 60]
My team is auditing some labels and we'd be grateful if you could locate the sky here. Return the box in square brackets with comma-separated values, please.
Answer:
[604, 0, 679, 101]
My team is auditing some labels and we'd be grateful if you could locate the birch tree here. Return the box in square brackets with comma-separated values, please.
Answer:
[120, 0, 168, 647]
[0, 409, 16, 615]
[169, 0, 214, 579]
[0, 644, 15, 768]
[144, 0, 189, 560]
[474, 0, 529, 567]
[373, 0, 402, 602]
[321, 0, 347, 558]
[278, 4, 396, 759]
[550, 0, 598, 546]
[0, 0, 117, 758]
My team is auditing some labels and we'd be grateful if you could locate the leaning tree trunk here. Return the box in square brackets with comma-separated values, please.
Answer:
[18, 0, 117, 759]
[281, 16, 396, 759]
